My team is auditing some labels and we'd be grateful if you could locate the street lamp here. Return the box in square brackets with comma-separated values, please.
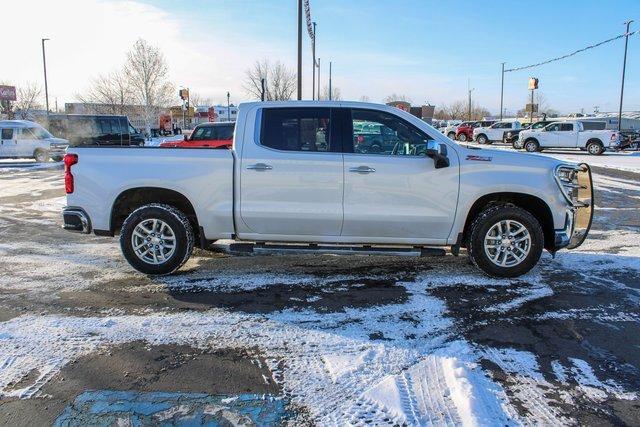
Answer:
[41, 38, 50, 115]
[227, 92, 231, 122]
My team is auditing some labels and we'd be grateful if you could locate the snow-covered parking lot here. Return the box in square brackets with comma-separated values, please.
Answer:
[0, 150, 639, 425]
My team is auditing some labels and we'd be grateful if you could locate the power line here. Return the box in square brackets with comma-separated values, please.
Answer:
[505, 29, 638, 72]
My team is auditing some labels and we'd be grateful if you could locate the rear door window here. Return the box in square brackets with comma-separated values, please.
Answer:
[1, 129, 13, 139]
[260, 108, 334, 152]
[99, 119, 112, 135]
[212, 125, 234, 140]
[560, 124, 574, 131]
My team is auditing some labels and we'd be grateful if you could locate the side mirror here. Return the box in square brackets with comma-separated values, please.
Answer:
[425, 140, 450, 169]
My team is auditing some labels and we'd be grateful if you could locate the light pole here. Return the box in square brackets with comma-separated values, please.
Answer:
[467, 79, 474, 121]
[499, 62, 505, 121]
[41, 38, 50, 115]
[312, 22, 316, 100]
[317, 58, 321, 100]
[328, 61, 332, 100]
[227, 92, 231, 122]
[297, 0, 302, 100]
[618, 20, 633, 132]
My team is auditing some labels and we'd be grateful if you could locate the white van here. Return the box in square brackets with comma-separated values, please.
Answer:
[0, 120, 69, 162]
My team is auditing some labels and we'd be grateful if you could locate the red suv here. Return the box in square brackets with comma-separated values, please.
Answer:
[455, 120, 496, 142]
[160, 122, 235, 148]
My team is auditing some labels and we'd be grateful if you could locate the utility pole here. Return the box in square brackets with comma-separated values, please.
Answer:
[618, 20, 633, 132]
[312, 22, 316, 100]
[41, 38, 50, 115]
[467, 78, 474, 121]
[297, 0, 302, 100]
[317, 58, 321, 100]
[328, 61, 332, 100]
[260, 78, 266, 101]
[500, 62, 505, 121]
[227, 92, 231, 121]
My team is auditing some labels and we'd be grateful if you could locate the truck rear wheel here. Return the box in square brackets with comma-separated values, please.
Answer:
[468, 204, 543, 278]
[120, 203, 194, 275]
[586, 140, 604, 155]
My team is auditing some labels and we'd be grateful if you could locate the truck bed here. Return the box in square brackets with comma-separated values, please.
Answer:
[66, 147, 235, 239]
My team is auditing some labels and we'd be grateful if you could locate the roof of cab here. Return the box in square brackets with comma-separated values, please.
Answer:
[0, 120, 42, 128]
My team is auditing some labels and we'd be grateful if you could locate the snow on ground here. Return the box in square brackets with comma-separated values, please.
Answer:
[0, 145, 639, 424]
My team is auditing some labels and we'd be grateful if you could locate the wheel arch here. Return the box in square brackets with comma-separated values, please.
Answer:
[110, 187, 199, 236]
[586, 138, 603, 146]
[462, 192, 555, 251]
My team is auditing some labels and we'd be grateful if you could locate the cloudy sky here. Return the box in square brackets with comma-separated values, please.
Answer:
[3, 0, 639, 114]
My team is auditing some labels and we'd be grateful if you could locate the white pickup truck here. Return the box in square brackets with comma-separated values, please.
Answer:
[473, 121, 521, 145]
[62, 101, 593, 278]
[518, 120, 620, 155]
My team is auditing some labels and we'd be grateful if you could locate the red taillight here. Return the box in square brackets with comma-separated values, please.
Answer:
[611, 132, 618, 141]
[356, 135, 364, 144]
[64, 154, 78, 194]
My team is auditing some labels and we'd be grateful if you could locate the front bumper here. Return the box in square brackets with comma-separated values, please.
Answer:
[554, 164, 594, 250]
[49, 146, 68, 159]
[62, 207, 92, 234]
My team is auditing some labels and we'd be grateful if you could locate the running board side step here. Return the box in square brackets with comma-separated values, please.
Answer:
[211, 242, 446, 257]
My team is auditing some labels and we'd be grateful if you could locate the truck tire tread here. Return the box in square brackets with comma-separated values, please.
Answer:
[468, 203, 543, 278]
[120, 203, 194, 275]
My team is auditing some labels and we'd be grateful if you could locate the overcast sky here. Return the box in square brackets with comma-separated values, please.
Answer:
[3, 0, 639, 114]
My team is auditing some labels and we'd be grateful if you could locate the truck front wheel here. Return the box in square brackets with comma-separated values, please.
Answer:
[524, 139, 539, 152]
[468, 204, 543, 278]
[458, 133, 468, 142]
[120, 203, 194, 275]
[477, 134, 489, 144]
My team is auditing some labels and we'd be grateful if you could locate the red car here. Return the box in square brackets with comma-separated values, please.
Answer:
[160, 122, 235, 148]
[455, 120, 496, 142]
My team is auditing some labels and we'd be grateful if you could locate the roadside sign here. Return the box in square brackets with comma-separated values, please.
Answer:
[525, 103, 538, 113]
[0, 85, 17, 101]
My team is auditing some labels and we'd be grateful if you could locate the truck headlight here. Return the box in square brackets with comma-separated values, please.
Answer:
[554, 165, 581, 205]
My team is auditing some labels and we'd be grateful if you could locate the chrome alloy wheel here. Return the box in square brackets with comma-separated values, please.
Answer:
[131, 219, 176, 265]
[483, 220, 531, 267]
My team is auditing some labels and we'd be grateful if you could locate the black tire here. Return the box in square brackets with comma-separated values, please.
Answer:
[468, 204, 544, 278]
[120, 203, 194, 275]
[34, 149, 49, 163]
[512, 140, 523, 150]
[586, 140, 604, 155]
[369, 143, 382, 153]
[458, 133, 468, 142]
[477, 134, 488, 145]
[447, 132, 456, 140]
[524, 139, 539, 152]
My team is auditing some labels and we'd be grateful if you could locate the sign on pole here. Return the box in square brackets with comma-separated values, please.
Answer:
[0, 85, 17, 101]
[528, 77, 539, 90]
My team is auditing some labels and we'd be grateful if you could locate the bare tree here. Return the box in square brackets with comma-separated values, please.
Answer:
[76, 71, 132, 115]
[243, 59, 296, 101]
[383, 93, 412, 104]
[14, 82, 43, 119]
[359, 95, 370, 102]
[189, 92, 212, 107]
[319, 85, 341, 101]
[124, 39, 174, 135]
[434, 100, 467, 120]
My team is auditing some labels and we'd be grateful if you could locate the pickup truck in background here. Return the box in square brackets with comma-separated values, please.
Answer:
[473, 121, 521, 144]
[518, 120, 620, 155]
[508, 121, 553, 148]
[62, 101, 593, 278]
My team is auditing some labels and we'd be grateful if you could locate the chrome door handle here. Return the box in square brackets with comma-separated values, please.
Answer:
[246, 163, 273, 171]
[349, 166, 376, 173]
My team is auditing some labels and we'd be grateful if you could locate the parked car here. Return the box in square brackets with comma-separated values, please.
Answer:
[39, 114, 145, 147]
[456, 120, 496, 142]
[0, 120, 68, 162]
[441, 121, 468, 140]
[519, 121, 619, 155]
[353, 121, 401, 153]
[508, 121, 553, 148]
[159, 122, 235, 148]
[62, 101, 593, 279]
[473, 121, 521, 144]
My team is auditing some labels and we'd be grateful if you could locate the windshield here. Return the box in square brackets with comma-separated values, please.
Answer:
[27, 127, 53, 139]
[532, 122, 547, 129]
